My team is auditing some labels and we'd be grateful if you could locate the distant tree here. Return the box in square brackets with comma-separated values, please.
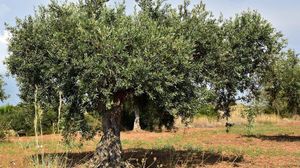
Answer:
[0, 104, 58, 136]
[262, 50, 300, 116]
[0, 76, 7, 101]
[202, 11, 285, 119]
[170, 4, 285, 121]
[0, 76, 8, 139]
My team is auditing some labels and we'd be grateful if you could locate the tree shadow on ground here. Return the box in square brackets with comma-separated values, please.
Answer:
[243, 134, 300, 142]
[123, 148, 243, 167]
[33, 148, 243, 167]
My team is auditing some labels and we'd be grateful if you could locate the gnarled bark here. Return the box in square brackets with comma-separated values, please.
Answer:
[89, 105, 122, 168]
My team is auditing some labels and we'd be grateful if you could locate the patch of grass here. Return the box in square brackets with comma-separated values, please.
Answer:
[29, 154, 68, 168]
[121, 139, 130, 146]
[211, 145, 296, 158]
[157, 144, 176, 152]
[0, 141, 24, 154]
[229, 122, 298, 136]
[0, 140, 12, 147]
[294, 152, 300, 157]
[182, 144, 204, 153]
[123, 139, 150, 149]
[19, 141, 36, 150]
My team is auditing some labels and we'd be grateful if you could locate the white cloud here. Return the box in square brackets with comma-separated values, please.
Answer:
[0, 30, 10, 74]
[0, 30, 11, 45]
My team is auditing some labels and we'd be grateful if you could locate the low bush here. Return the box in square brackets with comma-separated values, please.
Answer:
[0, 104, 58, 136]
[195, 104, 218, 118]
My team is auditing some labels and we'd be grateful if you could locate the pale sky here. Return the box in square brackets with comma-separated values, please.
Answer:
[0, 0, 299, 105]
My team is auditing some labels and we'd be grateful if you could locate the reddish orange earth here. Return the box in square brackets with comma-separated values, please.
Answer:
[0, 122, 300, 168]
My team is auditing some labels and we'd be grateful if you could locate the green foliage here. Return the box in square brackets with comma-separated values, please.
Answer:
[0, 131, 5, 140]
[0, 118, 9, 140]
[0, 76, 7, 101]
[5, 0, 287, 139]
[6, 0, 198, 138]
[0, 105, 32, 135]
[0, 104, 59, 136]
[243, 105, 258, 135]
[193, 87, 218, 118]
[195, 104, 217, 118]
[262, 50, 300, 116]
[84, 112, 102, 133]
[0, 77, 8, 140]
[215, 11, 284, 117]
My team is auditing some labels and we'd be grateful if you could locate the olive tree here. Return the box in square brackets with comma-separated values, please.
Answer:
[262, 50, 300, 116]
[6, 0, 197, 167]
[169, 4, 285, 121]
[202, 11, 285, 119]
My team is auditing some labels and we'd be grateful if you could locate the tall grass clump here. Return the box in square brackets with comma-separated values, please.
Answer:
[29, 154, 68, 168]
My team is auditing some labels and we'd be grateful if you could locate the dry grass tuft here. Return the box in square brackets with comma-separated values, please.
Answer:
[183, 104, 299, 129]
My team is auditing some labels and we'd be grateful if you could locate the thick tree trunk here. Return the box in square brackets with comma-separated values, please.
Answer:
[133, 104, 142, 131]
[89, 100, 123, 168]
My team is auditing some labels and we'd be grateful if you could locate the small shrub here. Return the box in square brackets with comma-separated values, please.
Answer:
[242, 101, 262, 134]
[195, 104, 218, 119]
[0, 118, 10, 141]
[0, 130, 5, 140]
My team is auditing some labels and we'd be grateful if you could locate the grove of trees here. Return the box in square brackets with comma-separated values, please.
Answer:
[3, 0, 299, 167]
